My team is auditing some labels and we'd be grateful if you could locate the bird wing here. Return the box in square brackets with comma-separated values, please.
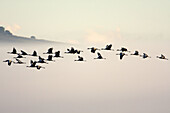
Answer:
[13, 48, 17, 53]
[97, 52, 101, 57]
[21, 50, 27, 55]
[48, 55, 52, 60]
[30, 60, 33, 64]
[16, 58, 21, 62]
[48, 48, 53, 53]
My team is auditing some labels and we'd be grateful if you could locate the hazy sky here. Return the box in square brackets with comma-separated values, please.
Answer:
[0, 0, 170, 43]
[1, 1, 170, 112]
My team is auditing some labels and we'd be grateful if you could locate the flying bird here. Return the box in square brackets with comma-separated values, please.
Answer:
[37, 56, 48, 64]
[27, 60, 37, 68]
[65, 47, 76, 54]
[27, 60, 45, 70]
[54, 51, 64, 58]
[101, 44, 114, 51]
[28, 50, 38, 57]
[20, 50, 28, 55]
[3, 60, 13, 66]
[156, 54, 168, 60]
[75, 49, 83, 54]
[75, 56, 86, 61]
[116, 52, 128, 60]
[94, 52, 106, 59]
[65, 47, 83, 54]
[14, 54, 26, 59]
[14, 58, 26, 64]
[140, 53, 151, 59]
[46, 55, 55, 62]
[35, 65, 45, 70]
[7, 47, 17, 54]
[43, 48, 53, 54]
[117, 47, 130, 52]
[87, 47, 100, 53]
[130, 50, 140, 56]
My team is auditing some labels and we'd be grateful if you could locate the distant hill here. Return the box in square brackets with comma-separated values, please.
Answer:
[0, 26, 63, 45]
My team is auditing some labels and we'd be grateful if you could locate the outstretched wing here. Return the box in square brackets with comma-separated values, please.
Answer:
[30, 60, 33, 64]
[21, 50, 27, 55]
[16, 58, 21, 62]
[97, 52, 101, 57]
[48, 55, 53, 60]
[13, 48, 17, 54]
[48, 48, 53, 53]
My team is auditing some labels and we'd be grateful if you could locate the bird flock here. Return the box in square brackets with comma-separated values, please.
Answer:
[3, 44, 168, 70]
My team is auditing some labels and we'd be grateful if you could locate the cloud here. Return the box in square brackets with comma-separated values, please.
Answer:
[84, 27, 122, 44]
[6, 24, 21, 34]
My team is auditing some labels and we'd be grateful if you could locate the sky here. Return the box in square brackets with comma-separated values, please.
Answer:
[0, 0, 170, 43]
[1, 1, 170, 113]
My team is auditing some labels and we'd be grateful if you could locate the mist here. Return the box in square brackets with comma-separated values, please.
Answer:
[0, 38, 170, 113]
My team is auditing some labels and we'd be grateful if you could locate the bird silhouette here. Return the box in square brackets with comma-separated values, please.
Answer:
[75, 50, 83, 54]
[37, 56, 48, 64]
[75, 56, 86, 61]
[3, 60, 13, 66]
[54, 51, 64, 58]
[14, 58, 26, 64]
[87, 47, 100, 53]
[28, 50, 38, 57]
[20, 50, 28, 55]
[101, 44, 114, 51]
[140, 53, 151, 59]
[65, 47, 83, 54]
[116, 52, 128, 60]
[46, 55, 55, 62]
[131, 50, 139, 56]
[94, 52, 106, 59]
[26, 60, 37, 68]
[26, 60, 45, 70]
[43, 48, 53, 54]
[156, 54, 168, 60]
[35, 65, 45, 70]
[117, 47, 130, 52]
[7, 47, 17, 54]
[14, 54, 26, 59]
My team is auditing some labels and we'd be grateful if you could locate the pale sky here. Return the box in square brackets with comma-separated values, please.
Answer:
[0, 0, 170, 43]
[1, 1, 170, 112]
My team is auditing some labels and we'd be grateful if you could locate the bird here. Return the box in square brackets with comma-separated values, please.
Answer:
[116, 52, 128, 60]
[94, 52, 106, 59]
[14, 54, 26, 59]
[14, 58, 26, 64]
[117, 47, 130, 52]
[75, 56, 86, 61]
[130, 50, 139, 56]
[35, 65, 45, 70]
[54, 51, 64, 58]
[26, 60, 37, 68]
[20, 50, 28, 55]
[37, 56, 48, 64]
[3, 60, 13, 66]
[156, 54, 168, 60]
[65, 47, 82, 54]
[46, 55, 55, 62]
[101, 44, 114, 51]
[140, 53, 151, 59]
[65, 47, 76, 54]
[26, 60, 44, 70]
[43, 48, 53, 54]
[29, 50, 38, 57]
[87, 47, 100, 53]
[7, 47, 17, 54]
[75, 49, 83, 54]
